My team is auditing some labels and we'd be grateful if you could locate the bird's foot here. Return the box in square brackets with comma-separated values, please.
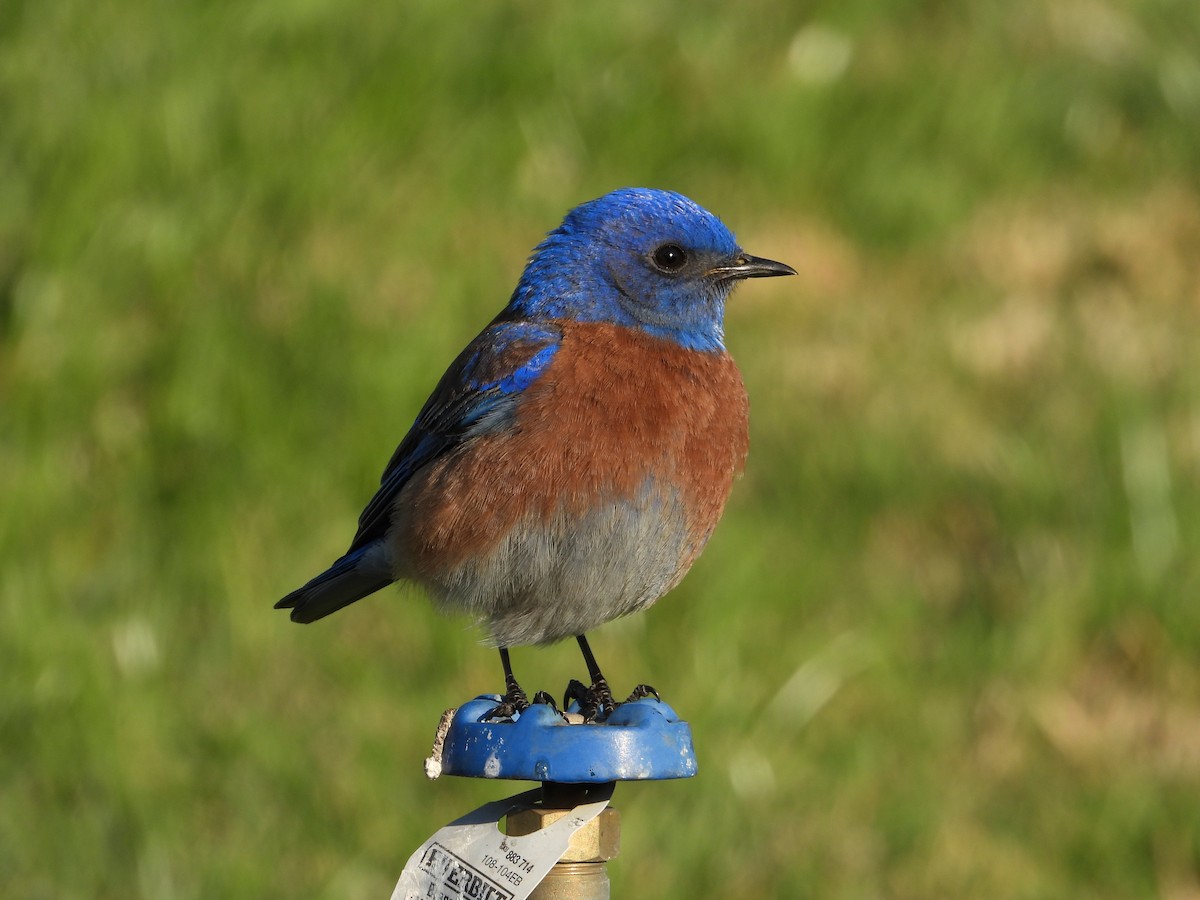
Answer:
[486, 648, 562, 720]
[563, 680, 662, 721]
[484, 687, 560, 721]
[564, 677, 617, 722]
[484, 691, 527, 721]
[485, 664, 533, 721]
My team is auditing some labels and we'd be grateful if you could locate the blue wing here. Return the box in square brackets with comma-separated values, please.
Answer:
[348, 318, 562, 553]
[276, 317, 561, 623]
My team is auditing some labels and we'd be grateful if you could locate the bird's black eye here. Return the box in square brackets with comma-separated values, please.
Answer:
[651, 243, 688, 272]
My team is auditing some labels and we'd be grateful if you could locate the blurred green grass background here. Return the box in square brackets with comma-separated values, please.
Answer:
[3, 1, 1199, 897]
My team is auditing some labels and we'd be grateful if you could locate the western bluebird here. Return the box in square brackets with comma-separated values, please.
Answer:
[276, 188, 794, 718]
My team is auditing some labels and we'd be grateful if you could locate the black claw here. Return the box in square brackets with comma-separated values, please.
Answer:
[564, 678, 590, 714]
[625, 683, 659, 703]
[530, 690, 559, 711]
[564, 677, 618, 722]
[484, 701, 518, 721]
[564, 678, 599, 721]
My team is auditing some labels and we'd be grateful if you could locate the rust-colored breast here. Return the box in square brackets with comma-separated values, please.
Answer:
[393, 320, 749, 585]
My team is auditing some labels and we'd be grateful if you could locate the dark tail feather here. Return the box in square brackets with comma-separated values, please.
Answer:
[275, 548, 393, 623]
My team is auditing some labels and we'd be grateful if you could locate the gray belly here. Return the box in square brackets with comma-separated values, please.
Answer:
[416, 489, 695, 646]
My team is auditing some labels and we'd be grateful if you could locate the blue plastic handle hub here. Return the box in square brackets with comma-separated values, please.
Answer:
[438, 696, 698, 782]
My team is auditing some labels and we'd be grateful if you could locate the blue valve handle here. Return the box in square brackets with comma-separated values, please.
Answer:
[438, 695, 698, 782]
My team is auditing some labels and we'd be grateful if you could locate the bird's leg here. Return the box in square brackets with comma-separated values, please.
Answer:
[577, 633, 617, 713]
[563, 634, 619, 721]
[485, 648, 530, 720]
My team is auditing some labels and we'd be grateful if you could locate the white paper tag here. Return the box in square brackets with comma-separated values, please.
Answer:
[391, 783, 614, 900]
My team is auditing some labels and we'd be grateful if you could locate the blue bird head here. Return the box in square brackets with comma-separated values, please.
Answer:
[509, 188, 795, 352]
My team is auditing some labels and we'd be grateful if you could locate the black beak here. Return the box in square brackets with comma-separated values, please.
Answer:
[710, 253, 797, 281]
